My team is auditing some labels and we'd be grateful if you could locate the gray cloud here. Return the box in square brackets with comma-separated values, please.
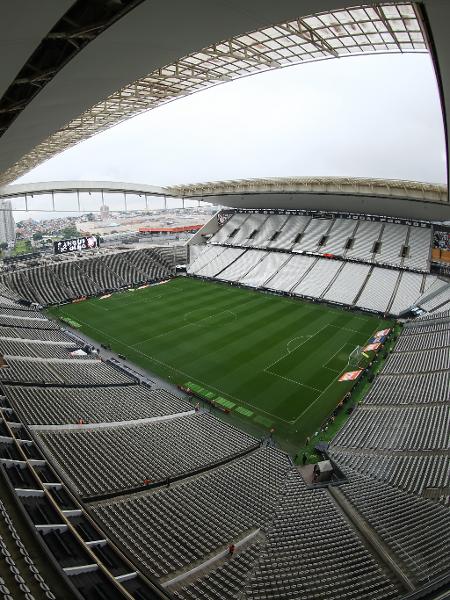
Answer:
[18, 53, 446, 192]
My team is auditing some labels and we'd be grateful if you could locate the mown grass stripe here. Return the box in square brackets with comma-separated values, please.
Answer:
[48, 278, 392, 447]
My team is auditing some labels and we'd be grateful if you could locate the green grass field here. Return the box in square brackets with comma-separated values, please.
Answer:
[48, 277, 392, 448]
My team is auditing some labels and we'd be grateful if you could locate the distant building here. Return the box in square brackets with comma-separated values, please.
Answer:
[0, 200, 15, 245]
[100, 204, 110, 220]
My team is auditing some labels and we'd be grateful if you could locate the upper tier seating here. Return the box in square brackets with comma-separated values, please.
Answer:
[321, 218, 358, 255]
[376, 223, 408, 266]
[91, 448, 291, 578]
[243, 470, 400, 600]
[36, 413, 258, 497]
[292, 217, 333, 253]
[249, 214, 288, 248]
[210, 213, 249, 245]
[402, 226, 432, 271]
[238, 214, 270, 247]
[210, 212, 432, 272]
[5, 384, 192, 425]
[267, 215, 311, 250]
[0, 356, 136, 386]
[174, 542, 262, 600]
[338, 220, 382, 263]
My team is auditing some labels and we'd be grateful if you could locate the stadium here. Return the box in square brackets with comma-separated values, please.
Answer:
[0, 2, 448, 600]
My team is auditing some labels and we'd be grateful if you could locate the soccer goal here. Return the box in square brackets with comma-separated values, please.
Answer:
[347, 345, 365, 369]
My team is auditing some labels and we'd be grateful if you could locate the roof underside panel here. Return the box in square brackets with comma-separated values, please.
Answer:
[0, 1, 432, 186]
[0, 1, 74, 98]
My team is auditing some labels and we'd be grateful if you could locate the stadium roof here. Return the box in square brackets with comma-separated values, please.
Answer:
[167, 176, 450, 220]
[0, 1, 448, 213]
[0, 180, 167, 199]
[1, 177, 448, 220]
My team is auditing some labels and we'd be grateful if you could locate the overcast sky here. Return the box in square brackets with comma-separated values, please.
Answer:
[15, 52, 446, 218]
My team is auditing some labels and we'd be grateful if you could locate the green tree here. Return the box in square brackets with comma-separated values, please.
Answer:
[61, 225, 79, 239]
[32, 232, 43, 241]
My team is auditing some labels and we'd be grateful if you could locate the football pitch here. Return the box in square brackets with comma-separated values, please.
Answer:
[48, 277, 392, 447]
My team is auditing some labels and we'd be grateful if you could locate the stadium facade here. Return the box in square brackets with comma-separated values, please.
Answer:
[0, 2, 448, 600]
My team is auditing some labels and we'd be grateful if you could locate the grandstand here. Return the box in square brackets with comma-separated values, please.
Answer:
[0, 246, 185, 306]
[0, 242, 447, 600]
[0, 1, 449, 599]
[188, 211, 448, 317]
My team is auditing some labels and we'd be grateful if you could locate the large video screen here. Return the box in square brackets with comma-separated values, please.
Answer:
[54, 236, 99, 255]
[433, 225, 450, 251]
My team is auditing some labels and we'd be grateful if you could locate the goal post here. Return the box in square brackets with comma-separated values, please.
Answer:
[347, 345, 365, 369]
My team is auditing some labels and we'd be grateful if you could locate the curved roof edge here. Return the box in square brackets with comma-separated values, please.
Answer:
[0, 180, 168, 198]
[1, 177, 448, 221]
[167, 176, 448, 203]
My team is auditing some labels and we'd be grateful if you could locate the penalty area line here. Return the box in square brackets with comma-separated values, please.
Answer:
[264, 368, 323, 394]
[264, 324, 329, 372]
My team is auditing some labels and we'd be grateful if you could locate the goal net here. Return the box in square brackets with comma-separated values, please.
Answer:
[347, 345, 364, 369]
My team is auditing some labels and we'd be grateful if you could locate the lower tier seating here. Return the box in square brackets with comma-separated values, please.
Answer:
[0, 247, 176, 306]
[363, 370, 450, 405]
[189, 245, 430, 315]
[330, 450, 449, 504]
[331, 405, 449, 451]
[340, 472, 450, 585]
[330, 311, 450, 511]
